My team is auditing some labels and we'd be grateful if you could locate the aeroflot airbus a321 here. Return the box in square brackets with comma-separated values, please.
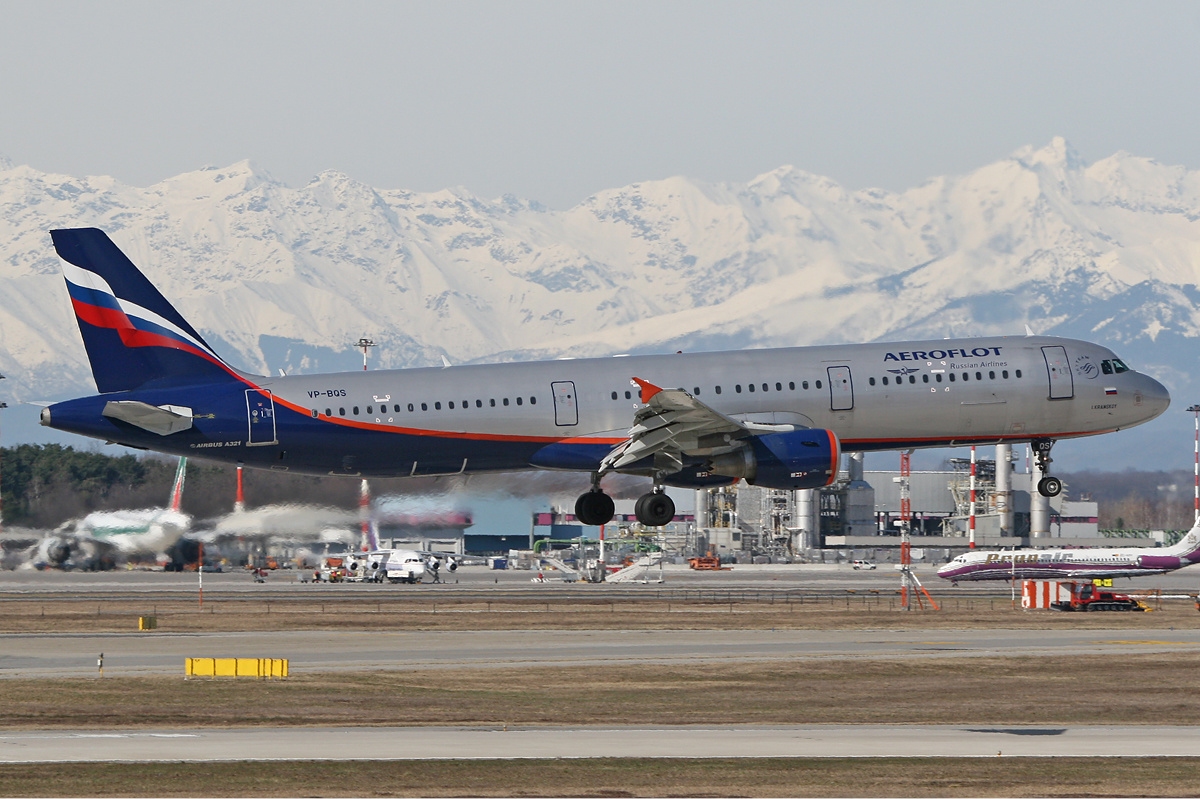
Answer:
[41, 228, 1171, 528]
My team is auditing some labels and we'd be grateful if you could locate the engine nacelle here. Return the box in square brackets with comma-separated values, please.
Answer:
[709, 429, 840, 490]
[1136, 554, 1182, 571]
[446, 558, 458, 572]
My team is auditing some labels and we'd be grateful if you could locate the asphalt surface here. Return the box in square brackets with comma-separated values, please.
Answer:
[5, 627, 1200, 678]
[2, 724, 1198, 762]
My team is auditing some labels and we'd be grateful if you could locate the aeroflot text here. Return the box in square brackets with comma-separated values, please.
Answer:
[884, 347, 1003, 362]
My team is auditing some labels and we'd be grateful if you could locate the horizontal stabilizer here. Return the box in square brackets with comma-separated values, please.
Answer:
[102, 401, 194, 436]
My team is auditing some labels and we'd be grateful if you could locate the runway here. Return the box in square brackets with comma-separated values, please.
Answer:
[5, 627, 1200, 678]
[1, 724, 1198, 762]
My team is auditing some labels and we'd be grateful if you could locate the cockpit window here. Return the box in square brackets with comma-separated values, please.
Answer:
[1101, 359, 1130, 375]
[1112, 359, 1129, 373]
[1101, 360, 1113, 375]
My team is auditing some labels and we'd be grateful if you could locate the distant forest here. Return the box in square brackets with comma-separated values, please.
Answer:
[0, 445, 1193, 531]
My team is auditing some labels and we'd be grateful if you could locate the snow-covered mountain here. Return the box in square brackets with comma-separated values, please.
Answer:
[2, 138, 1198, 469]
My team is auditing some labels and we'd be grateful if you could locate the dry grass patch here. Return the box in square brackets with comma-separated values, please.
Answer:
[2, 652, 1199, 728]
[1, 757, 1198, 797]
[2, 593, 1197, 633]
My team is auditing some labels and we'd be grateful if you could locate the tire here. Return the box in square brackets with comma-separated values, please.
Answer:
[1038, 476, 1063, 497]
[636, 492, 675, 527]
[575, 490, 615, 526]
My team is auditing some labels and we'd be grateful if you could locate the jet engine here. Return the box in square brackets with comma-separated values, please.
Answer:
[707, 429, 840, 490]
[1136, 554, 1182, 571]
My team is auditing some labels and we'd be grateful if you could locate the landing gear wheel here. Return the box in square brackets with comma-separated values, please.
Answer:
[1037, 476, 1063, 498]
[574, 490, 615, 526]
[635, 491, 675, 527]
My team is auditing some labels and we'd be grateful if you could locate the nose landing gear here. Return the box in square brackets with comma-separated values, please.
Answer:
[1032, 438, 1062, 498]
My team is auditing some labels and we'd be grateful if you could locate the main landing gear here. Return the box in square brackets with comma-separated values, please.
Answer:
[574, 478, 676, 527]
[1032, 438, 1062, 498]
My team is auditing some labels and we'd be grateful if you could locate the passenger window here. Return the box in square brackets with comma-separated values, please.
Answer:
[975, 372, 982, 381]
[1002, 371, 1008, 379]
[775, 382, 781, 391]
[353, 406, 360, 415]
[367, 405, 373, 414]
[989, 371, 995, 379]
[421, 403, 428, 411]
[935, 374, 943, 383]
[1015, 369, 1022, 378]
[490, 399, 496, 406]
[922, 374, 929, 384]
[908, 375, 915, 384]
[435, 402, 441, 410]
[962, 373, 969, 382]
[736, 385, 742, 393]
[748, 384, 755, 392]
[611, 391, 618, 400]
[815, 380, 822, 389]
[530, 396, 536, 405]
[625, 391, 631, 400]
[693, 386, 700, 395]
[407, 403, 414, 412]
[869, 377, 876, 386]
[762, 383, 769, 392]
[715, 385, 722, 394]
[802, 381, 809, 389]
[339, 408, 345, 416]
[448, 401, 455, 409]
[948, 373, 955, 382]
[503, 398, 509, 406]
[325, 408, 331, 416]
[476, 400, 483, 408]
[311, 409, 318, 418]
[882, 376, 889, 386]
[789, 382, 795, 390]
[517, 397, 523, 406]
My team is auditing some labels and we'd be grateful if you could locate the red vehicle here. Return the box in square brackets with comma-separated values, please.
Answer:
[1051, 582, 1148, 612]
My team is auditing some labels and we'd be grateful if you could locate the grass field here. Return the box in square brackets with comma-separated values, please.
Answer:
[1, 591, 1198, 633]
[2, 652, 1199, 728]
[3, 757, 1200, 797]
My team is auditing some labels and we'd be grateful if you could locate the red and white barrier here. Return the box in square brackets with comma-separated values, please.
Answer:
[1021, 580, 1070, 609]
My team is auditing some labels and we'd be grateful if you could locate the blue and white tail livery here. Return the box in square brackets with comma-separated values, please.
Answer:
[42, 227, 1171, 528]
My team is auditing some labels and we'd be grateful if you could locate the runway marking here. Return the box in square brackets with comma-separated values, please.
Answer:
[1099, 640, 1196, 646]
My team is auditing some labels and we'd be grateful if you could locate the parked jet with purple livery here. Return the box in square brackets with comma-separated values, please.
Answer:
[937, 521, 1200, 582]
[40, 228, 1171, 527]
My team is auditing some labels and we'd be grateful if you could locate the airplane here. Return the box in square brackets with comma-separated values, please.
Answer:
[937, 519, 1200, 582]
[40, 227, 1171, 528]
[33, 456, 189, 569]
[344, 480, 459, 584]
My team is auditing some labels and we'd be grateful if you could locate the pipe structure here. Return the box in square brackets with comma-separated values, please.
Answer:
[995, 443, 1012, 535]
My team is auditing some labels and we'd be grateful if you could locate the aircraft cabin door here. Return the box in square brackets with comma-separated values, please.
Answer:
[827, 366, 854, 411]
[551, 381, 579, 426]
[246, 389, 278, 445]
[1041, 346, 1074, 400]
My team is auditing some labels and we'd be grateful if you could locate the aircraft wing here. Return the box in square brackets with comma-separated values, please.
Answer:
[599, 377, 795, 475]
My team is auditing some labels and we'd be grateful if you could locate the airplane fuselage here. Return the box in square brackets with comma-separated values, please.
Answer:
[44, 335, 1169, 479]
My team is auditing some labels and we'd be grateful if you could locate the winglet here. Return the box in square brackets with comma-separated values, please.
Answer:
[631, 377, 663, 403]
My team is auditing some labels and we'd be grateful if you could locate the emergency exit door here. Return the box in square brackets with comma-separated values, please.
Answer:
[246, 389, 278, 445]
[551, 381, 578, 426]
[827, 366, 854, 411]
[1042, 346, 1074, 400]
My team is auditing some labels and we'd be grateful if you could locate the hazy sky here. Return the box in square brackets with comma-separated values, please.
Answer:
[3, 1, 1200, 209]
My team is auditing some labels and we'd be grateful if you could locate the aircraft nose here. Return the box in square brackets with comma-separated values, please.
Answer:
[1136, 373, 1171, 420]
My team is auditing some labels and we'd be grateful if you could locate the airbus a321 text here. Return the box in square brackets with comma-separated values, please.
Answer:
[41, 228, 1170, 527]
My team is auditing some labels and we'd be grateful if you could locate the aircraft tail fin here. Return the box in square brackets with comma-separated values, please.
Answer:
[1165, 518, 1200, 562]
[359, 479, 380, 551]
[50, 228, 239, 393]
[168, 457, 187, 513]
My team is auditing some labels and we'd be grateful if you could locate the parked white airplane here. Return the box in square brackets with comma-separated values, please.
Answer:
[937, 520, 1200, 582]
[34, 457, 189, 569]
[345, 480, 459, 584]
[42, 228, 1172, 528]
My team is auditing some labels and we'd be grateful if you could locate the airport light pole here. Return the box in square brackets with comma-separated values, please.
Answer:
[1189, 405, 1200, 522]
[356, 338, 375, 371]
[0, 372, 6, 535]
